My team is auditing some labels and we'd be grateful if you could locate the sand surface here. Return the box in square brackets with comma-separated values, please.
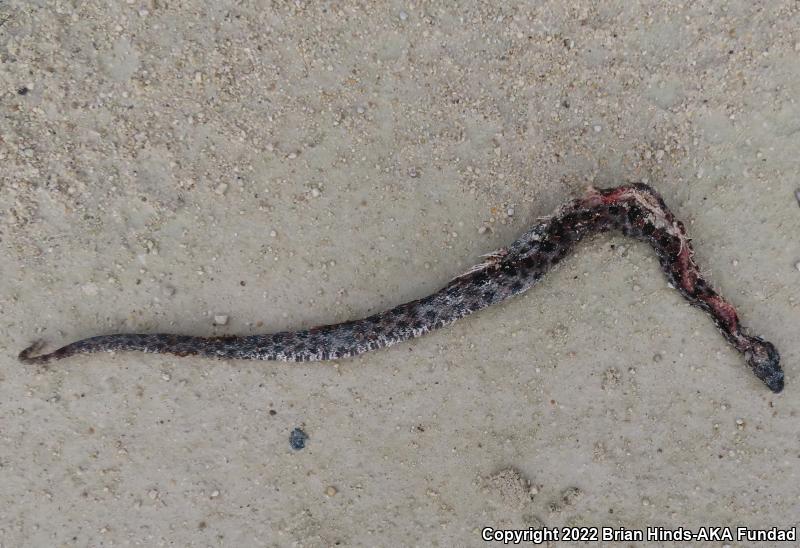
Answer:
[2, 1, 799, 546]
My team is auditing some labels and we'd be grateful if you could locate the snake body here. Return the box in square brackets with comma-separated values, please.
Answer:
[19, 184, 784, 392]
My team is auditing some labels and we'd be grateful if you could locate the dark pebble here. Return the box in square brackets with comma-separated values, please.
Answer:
[290, 427, 308, 450]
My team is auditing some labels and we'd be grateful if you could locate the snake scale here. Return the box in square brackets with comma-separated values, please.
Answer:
[19, 183, 784, 392]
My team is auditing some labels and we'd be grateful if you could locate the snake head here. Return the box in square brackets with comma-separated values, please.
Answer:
[745, 338, 784, 393]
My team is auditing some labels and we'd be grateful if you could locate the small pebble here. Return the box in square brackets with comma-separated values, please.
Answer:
[560, 486, 583, 506]
[478, 226, 487, 234]
[213, 315, 229, 326]
[652, 353, 662, 363]
[311, 187, 321, 198]
[270, 229, 277, 238]
[399, 10, 408, 20]
[593, 125, 602, 132]
[210, 490, 220, 498]
[795, 261, 800, 272]
[290, 428, 308, 450]
[507, 207, 514, 217]
[82, 283, 99, 296]
[214, 183, 228, 195]
[481, 468, 534, 510]
[325, 486, 338, 497]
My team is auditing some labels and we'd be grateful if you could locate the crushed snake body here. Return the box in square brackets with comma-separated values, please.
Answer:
[19, 184, 784, 392]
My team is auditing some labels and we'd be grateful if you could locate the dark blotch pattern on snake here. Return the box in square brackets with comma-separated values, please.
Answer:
[19, 184, 784, 392]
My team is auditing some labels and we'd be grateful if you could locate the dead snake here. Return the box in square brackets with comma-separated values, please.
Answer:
[19, 183, 784, 392]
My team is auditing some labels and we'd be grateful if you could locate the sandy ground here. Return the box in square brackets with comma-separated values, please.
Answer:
[2, 1, 800, 546]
